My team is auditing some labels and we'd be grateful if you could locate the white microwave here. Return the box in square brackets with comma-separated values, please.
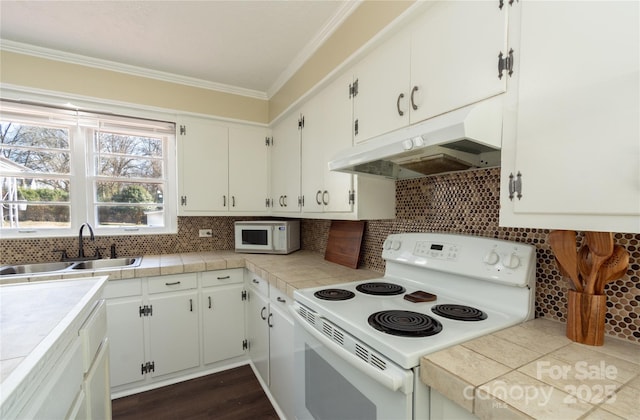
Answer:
[234, 220, 300, 254]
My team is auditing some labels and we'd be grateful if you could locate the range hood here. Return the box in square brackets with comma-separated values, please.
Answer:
[329, 96, 504, 179]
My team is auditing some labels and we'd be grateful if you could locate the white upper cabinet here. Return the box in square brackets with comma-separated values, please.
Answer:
[500, 1, 640, 233]
[178, 116, 228, 214]
[301, 72, 355, 214]
[228, 125, 270, 212]
[410, 0, 508, 122]
[177, 116, 270, 215]
[271, 111, 302, 214]
[352, 1, 509, 144]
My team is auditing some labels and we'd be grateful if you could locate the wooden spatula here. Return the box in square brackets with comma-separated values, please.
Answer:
[584, 231, 614, 295]
[548, 230, 581, 292]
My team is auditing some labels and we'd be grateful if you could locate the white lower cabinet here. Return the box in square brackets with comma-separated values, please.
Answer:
[267, 285, 295, 420]
[245, 271, 295, 420]
[245, 272, 270, 386]
[105, 270, 248, 396]
[201, 269, 246, 365]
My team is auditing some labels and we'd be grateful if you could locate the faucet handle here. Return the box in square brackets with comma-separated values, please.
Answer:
[110, 244, 118, 259]
[94, 247, 106, 259]
[53, 249, 69, 261]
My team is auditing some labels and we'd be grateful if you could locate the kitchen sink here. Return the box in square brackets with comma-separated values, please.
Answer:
[0, 261, 76, 276]
[71, 257, 141, 270]
[0, 257, 142, 276]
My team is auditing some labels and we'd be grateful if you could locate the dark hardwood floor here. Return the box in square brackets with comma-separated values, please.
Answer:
[111, 365, 280, 420]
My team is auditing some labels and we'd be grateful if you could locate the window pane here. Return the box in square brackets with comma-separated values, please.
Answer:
[95, 132, 163, 179]
[97, 205, 164, 227]
[0, 122, 70, 175]
[96, 182, 163, 204]
[0, 203, 70, 229]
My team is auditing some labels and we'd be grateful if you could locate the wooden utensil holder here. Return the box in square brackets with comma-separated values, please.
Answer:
[566, 290, 606, 346]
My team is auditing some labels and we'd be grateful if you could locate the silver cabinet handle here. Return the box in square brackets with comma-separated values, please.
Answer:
[208, 296, 212, 309]
[217, 275, 230, 280]
[322, 190, 329, 205]
[189, 298, 193, 312]
[277, 297, 286, 304]
[268, 313, 273, 328]
[165, 281, 181, 286]
[410, 86, 419, 110]
[316, 190, 322, 205]
[223, 195, 227, 207]
[397, 93, 405, 116]
[283, 195, 287, 207]
[231, 196, 236, 207]
[260, 306, 267, 320]
[252, 278, 260, 284]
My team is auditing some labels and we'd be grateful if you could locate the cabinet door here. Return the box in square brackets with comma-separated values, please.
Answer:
[300, 101, 325, 213]
[353, 30, 411, 143]
[410, 1, 508, 123]
[246, 288, 269, 385]
[106, 297, 145, 388]
[202, 283, 246, 365]
[501, 1, 640, 232]
[148, 291, 200, 377]
[271, 112, 301, 213]
[229, 125, 269, 212]
[268, 295, 294, 420]
[177, 117, 228, 213]
[84, 340, 112, 420]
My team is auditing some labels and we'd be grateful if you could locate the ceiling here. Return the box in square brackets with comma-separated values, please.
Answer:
[0, 0, 359, 98]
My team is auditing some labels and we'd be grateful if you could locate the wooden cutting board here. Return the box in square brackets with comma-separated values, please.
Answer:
[324, 220, 366, 269]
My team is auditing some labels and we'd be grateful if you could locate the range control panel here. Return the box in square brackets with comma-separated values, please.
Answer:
[382, 233, 536, 287]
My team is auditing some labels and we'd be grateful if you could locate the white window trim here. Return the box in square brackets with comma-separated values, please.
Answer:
[0, 90, 178, 238]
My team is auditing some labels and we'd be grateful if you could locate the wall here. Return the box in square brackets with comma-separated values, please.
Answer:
[3, 167, 638, 344]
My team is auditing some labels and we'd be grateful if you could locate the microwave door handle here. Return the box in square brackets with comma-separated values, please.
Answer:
[270, 226, 276, 250]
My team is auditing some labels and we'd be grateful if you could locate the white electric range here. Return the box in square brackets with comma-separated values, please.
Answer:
[291, 232, 537, 420]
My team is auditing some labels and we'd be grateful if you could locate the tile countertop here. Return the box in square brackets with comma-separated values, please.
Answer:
[0, 251, 382, 298]
[0, 276, 108, 414]
[421, 318, 640, 420]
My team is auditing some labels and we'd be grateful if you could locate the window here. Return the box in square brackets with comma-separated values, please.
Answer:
[0, 100, 177, 237]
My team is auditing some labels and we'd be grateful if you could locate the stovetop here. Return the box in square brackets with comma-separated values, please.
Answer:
[293, 233, 537, 369]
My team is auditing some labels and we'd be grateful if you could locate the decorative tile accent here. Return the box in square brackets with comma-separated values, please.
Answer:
[1, 168, 638, 344]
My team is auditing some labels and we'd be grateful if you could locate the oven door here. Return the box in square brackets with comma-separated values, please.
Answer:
[292, 306, 414, 420]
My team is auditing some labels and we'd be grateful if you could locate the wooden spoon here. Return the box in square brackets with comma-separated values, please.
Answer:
[596, 245, 629, 294]
[584, 231, 614, 295]
[548, 230, 582, 292]
[577, 245, 591, 289]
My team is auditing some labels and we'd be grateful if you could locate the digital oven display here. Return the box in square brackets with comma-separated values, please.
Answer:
[430, 244, 444, 251]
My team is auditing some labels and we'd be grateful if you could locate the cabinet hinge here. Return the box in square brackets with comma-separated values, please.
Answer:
[140, 361, 155, 374]
[179, 125, 186, 136]
[265, 136, 273, 146]
[498, 48, 514, 79]
[265, 198, 271, 208]
[298, 115, 305, 130]
[348, 190, 356, 205]
[139, 305, 153, 317]
[349, 79, 359, 99]
[498, 0, 518, 10]
[242, 339, 249, 350]
[508, 171, 523, 201]
[180, 196, 187, 206]
[241, 290, 248, 301]
[354, 119, 359, 137]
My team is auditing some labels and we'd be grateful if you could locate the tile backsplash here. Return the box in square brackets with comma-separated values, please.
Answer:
[2, 167, 638, 344]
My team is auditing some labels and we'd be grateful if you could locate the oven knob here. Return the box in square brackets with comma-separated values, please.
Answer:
[383, 239, 392, 250]
[504, 253, 521, 269]
[402, 139, 414, 151]
[391, 240, 402, 250]
[483, 250, 499, 265]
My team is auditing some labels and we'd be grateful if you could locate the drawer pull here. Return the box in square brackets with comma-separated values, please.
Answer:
[217, 275, 231, 280]
[277, 297, 286, 304]
[208, 296, 212, 309]
[261, 306, 267, 320]
[252, 278, 260, 284]
[165, 281, 181, 286]
[190, 298, 193, 312]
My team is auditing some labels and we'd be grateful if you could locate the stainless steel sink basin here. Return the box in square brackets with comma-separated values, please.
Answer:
[0, 261, 76, 276]
[71, 257, 142, 270]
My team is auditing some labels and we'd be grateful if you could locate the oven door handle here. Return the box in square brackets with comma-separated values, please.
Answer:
[291, 305, 413, 394]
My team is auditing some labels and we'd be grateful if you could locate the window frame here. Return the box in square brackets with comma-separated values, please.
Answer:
[0, 95, 178, 238]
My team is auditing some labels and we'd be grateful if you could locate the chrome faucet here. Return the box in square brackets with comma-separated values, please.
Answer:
[78, 223, 95, 259]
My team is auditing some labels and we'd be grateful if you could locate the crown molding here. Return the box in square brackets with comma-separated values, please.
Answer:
[0, 39, 269, 100]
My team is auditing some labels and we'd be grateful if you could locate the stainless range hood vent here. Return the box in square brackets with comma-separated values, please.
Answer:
[329, 96, 504, 179]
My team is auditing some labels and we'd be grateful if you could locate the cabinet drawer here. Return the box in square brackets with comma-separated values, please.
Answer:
[270, 285, 291, 308]
[247, 272, 269, 297]
[147, 273, 197, 294]
[103, 278, 141, 299]
[79, 300, 107, 373]
[201, 268, 243, 287]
